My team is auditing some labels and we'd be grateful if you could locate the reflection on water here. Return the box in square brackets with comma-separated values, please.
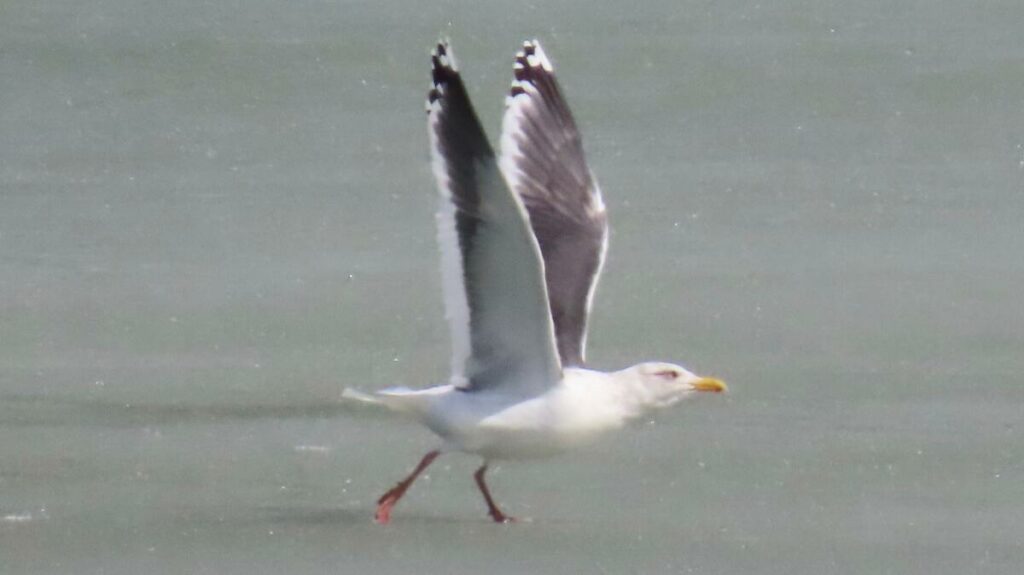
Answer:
[2, 393, 360, 428]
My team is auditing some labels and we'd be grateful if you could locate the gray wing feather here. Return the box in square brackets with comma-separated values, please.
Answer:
[427, 41, 562, 395]
[499, 40, 609, 367]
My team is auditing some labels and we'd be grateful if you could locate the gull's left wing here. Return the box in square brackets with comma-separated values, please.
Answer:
[499, 40, 609, 367]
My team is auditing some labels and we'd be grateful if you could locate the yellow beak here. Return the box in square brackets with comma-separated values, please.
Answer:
[691, 377, 728, 393]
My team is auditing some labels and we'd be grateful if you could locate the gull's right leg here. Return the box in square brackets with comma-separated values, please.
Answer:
[375, 450, 441, 524]
[474, 462, 515, 523]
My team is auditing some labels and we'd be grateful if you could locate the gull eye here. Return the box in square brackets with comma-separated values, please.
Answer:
[653, 369, 679, 380]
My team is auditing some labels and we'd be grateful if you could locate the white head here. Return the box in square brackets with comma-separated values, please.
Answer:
[617, 361, 727, 411]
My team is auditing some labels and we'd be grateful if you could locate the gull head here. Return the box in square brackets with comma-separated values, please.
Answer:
[618, 362, 727, 410]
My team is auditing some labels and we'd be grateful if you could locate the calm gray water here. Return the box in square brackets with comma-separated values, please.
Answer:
[2, 1, 1022, 573]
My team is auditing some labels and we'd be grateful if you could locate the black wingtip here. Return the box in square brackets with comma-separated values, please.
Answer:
[513, 39, 552, 73]
[508, 39, 555, 102]
[427, 39, 460, 112]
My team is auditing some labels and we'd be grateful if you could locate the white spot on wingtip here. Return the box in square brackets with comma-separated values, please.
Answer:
[509, 82, 538, 97]
[433, 41, 458, 71]
[427, 100, 442, 114]
[519, 40, 553, 72]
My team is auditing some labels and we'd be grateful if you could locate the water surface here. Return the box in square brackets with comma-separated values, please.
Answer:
[2, 1, 1022, 573]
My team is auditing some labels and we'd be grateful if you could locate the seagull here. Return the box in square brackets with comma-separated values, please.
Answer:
[343, 40, 727, 524]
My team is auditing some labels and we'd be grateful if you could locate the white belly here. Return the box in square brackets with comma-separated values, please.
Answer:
[421, 374, 635, 460]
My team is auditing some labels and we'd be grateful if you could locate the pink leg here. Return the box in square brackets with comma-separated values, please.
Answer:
[375, 450, 440, 524]
[474, 463, 515, 523]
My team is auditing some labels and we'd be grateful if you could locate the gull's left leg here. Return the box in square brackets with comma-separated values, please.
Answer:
[375, 450, 440, 524]
[473, 462, 515, 523]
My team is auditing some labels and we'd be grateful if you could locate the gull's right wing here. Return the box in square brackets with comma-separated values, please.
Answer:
[427, 41, 562, 395]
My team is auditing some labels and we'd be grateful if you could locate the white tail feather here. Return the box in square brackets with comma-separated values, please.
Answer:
[342, 386, 444, 416]
[340, 388, 384, 406]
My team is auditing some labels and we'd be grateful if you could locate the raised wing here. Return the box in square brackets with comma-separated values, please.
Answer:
[499, 40, 609, 367]
[427, 41, 562, 395]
